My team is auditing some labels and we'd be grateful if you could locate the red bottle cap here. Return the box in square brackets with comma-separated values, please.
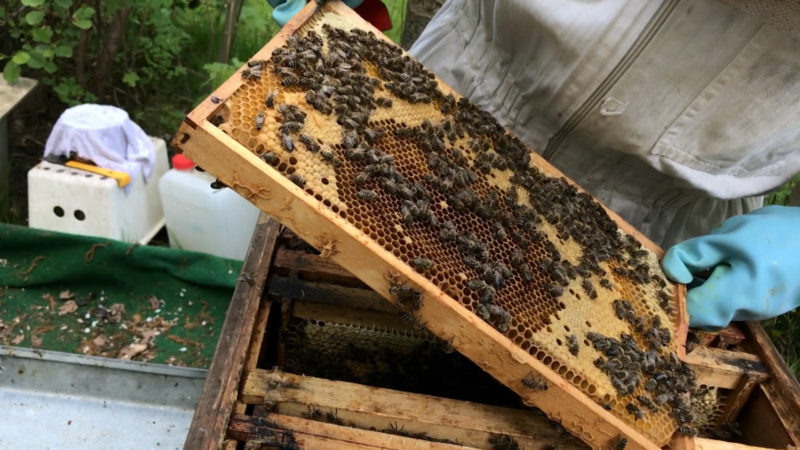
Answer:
[172, 154, 195, 170]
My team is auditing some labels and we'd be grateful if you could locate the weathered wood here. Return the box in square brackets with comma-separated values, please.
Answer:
[267, 275, 398, 314]
[718, 374, 759, 426]
[683, 346, 768, 389]
[183, 214, 281, 450]
[241, 369, 587, 449]
[228, 413, 476, 449]
[273, 248, 361, 283]
[743, 322, 800, 446]
[737, 386, 794, 448]
[234, 296, 274, 416]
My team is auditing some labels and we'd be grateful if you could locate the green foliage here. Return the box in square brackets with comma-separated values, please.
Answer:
[1, 0, 283, 136]
[765, 173, 800, 206]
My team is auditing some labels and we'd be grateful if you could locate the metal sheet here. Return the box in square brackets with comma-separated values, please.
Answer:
[0, 346, 206, 449]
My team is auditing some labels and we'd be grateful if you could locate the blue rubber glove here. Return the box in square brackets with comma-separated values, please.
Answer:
[662, 205, 800, 330]
[269, 0, 364, 27]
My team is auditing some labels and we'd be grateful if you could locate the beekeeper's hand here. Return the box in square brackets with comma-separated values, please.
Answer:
[269, 0, 364, 27]
[661, 205, 800, 329]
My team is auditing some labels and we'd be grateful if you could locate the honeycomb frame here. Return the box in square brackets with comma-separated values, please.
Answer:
[174, 2, 690, 449]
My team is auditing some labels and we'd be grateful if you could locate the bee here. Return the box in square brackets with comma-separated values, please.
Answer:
[298, 133, 319, 152]
[254, 111, 265, 130]
[410, 257, 434, 271]
[566, 335, 579, 356]
[644, 379, 658, 392]
[281, 133, 294, 152]
[364, 128, 384, 143]
[520, 263, 534, 282]
[599, 278, 613, 290]
[581, 279, 598, 299]
[280, 121, 303, 133]
[242, 67, 262, 80]
[357, 189, 378, 201]
[625, 403, 645, 422]
[522, 373, 548, 391]
[677, 426, 697, 436]
[492, 224, 507, 241]
[546, 283, 564, 297]
[476, 303, 511, 333]
[462, 256, 481, 270]
[439, 227, 457, 242]
[612, 299, 635, 321]
[612, 437, 628, 450]
[410, 92, 431, 103]
[389, 283, 422, 310]
[261, 152, 278, 165]
[210, 179, 227, 189]
[288, 173, 305, 187]
[375, 97, 392, 107]
[636, 395, 655, 411]
[265, 90, 277, 108]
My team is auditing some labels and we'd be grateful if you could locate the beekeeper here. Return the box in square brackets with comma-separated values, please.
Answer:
[409, 0, 800, 329]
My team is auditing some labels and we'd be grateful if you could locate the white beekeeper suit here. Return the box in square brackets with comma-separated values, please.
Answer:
[410, 0, 800, 248]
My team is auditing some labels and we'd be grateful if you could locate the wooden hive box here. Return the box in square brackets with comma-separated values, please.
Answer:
[185, 216, 800, 450]
[171, 2, 796, 447]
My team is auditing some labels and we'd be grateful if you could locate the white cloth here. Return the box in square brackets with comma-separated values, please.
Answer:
[44, 104, 155, 189]
[410, 0, 800, 247]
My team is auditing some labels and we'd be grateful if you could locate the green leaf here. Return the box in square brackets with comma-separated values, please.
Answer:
[12, 51, 30, 65]
[54, 0, 73, 9]
[3, 61, 20, 84]
[73, 19, 92, 30]
[32, 27, 53, 43]
[43, 60, 57, 74]
[21, 0, 45, 6]
[25, 10, 45, 25]
[122, 71, 140, 87]
[54, 44, 73, 58]
[41, 48, 54, 59]
[26, 50, 44, 69]
[74, 5, 95, 20]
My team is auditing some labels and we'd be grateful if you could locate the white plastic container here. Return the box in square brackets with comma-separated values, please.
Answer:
[28, 137, 168, 244]
[158, 154, 260, 260]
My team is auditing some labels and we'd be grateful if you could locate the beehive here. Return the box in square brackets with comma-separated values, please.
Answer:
[174, 2, 693, 448]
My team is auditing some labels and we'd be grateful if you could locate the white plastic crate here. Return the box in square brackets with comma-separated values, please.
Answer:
[27, 137, 168, 244]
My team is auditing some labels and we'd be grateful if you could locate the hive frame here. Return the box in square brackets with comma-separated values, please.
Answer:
[174, 2, 690, 448]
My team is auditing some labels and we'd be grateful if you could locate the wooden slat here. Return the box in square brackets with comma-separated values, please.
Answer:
[241, 369, 587, 449]
[234, 297, 274, 416]
[228, 413, 476, 449]
[718, 374, 759, 426]
[267, 275, 398, 314]
[671, 435, 779, 450]
[273, 248, 360, 282]
[743, 322, 800, 446]
[683, 346, 768, 389]
[183, 214, 281, 450]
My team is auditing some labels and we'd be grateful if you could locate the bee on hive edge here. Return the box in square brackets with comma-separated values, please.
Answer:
[612, 437, 628, 450]
[288, 173, 305, 187]
[521, 373, 548, 391]
[261, 152, 278, 165]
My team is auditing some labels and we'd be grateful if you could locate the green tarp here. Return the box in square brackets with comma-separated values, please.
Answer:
[0, 224, 241, 368]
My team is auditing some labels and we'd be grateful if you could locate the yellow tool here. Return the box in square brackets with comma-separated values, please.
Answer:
[65, 161, 131, 188]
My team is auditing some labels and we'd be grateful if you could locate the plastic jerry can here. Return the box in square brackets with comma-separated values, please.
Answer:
[158, 154, 260, 260]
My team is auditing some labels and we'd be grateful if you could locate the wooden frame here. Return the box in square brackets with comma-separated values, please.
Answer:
[172, 2, 694, 447]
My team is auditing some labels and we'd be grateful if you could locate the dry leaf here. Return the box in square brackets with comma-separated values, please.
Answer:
[42, 293, 57, 310]
[59, 290, 76, 301]
[107, 303, 126, 323]
[147, 295, 162, 310]
[58, 300, 78, 316]
[31, 337, 43, 348]
[11, 334, 24, 345]
[92, 335, 108, 347]
[118, 343, 147, 360]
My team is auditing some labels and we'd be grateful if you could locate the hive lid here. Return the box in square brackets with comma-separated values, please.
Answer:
[172, 2, 693, 448]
